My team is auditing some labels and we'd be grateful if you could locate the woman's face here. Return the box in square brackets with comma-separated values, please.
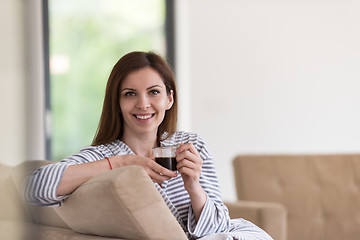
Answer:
[119, 67, 173, 138]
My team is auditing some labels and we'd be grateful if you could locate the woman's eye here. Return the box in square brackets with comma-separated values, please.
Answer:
[124, 91, 136, 96]
[149, 89, 160, 95]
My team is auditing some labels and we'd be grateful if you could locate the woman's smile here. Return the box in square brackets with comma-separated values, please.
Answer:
[133, 113, 155, 120]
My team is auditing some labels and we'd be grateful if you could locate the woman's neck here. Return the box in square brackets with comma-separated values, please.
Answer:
[121, 133, 159, 158]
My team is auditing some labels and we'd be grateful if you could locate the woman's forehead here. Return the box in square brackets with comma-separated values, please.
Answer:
[121, 67, 165, 89]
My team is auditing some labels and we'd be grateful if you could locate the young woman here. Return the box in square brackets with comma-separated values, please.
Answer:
[25, 51, 273, 240]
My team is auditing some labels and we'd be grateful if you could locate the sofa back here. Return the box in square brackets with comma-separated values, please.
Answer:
[0, 163, 28, 222]
[232, 154, 360, 240]
[0, 160, 69, 228]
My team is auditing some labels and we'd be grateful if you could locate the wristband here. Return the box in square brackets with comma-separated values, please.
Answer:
[105, 157, 113, 170]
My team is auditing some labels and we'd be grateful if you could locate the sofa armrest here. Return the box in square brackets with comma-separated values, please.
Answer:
[224, 200, 287, 240]
[54, 165, 187, 240]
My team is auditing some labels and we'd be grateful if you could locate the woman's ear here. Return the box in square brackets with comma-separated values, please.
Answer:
[166, 90, 174, 110]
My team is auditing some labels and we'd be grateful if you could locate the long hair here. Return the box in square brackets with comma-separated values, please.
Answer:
[92, 51, 178, 146]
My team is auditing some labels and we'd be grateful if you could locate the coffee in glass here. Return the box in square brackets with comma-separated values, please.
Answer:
[152, 146, 177, 171]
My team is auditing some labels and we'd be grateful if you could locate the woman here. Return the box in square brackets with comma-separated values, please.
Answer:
[25, 51, 273, 239]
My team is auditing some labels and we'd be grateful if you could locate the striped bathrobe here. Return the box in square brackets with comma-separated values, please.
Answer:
[24, 131, 273, 240]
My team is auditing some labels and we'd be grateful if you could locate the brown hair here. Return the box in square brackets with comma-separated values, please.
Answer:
[92, 51, 178, 146]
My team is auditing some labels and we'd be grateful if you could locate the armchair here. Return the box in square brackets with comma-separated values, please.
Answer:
[231, 154, 360, 240]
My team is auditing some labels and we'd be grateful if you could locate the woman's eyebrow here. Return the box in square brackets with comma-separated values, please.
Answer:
[120, 85, 163, 92]
[146, 85, 163, 90]
[120, 88, 136, 92]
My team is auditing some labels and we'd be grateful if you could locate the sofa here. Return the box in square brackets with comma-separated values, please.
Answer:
[1, 160, 285, 240]
[231, 154, 360, 240]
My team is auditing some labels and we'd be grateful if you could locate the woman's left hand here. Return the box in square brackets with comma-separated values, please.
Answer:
[176, 143, 207, 221]
[175, 142, 203, 192]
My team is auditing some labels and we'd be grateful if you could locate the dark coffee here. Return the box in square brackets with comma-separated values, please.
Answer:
[155, 157, 177, 171]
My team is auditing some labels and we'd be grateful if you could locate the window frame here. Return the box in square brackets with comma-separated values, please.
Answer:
[42, 0, 175, 160]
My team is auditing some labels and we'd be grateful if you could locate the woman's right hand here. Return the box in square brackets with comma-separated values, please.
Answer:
[111, 155, 177, 185]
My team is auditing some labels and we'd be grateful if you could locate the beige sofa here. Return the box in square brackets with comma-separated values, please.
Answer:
[1, 160, 285, 240]
[232, 154, 360, 240]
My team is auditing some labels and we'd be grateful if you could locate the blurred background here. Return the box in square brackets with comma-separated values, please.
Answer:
[1, 0, 360, 201]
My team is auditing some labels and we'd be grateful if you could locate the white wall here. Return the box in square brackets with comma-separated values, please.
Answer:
[0, 0, 26, 166]
[0, 0, 45, 166]
[176, 0, 360, 201]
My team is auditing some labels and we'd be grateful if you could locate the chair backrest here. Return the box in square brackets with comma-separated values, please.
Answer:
[232, 154, 360, 240]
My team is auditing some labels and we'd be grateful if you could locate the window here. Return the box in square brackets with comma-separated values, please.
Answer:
[45, 0, 173, 160]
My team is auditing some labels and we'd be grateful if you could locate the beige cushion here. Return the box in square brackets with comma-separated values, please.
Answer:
[55, 165, 187, 240]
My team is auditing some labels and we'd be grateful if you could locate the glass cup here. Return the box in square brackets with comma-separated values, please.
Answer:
[152, 146, 178, 171]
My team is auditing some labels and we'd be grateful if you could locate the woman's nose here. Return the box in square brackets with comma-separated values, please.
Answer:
[136, 95, 151, 110]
